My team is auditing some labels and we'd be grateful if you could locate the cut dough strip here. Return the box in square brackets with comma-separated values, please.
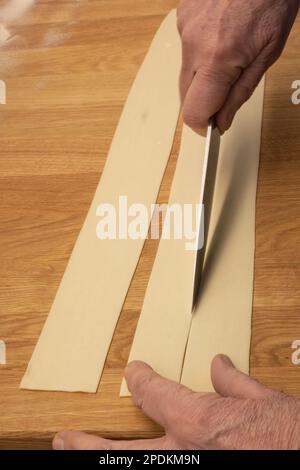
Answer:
[121, 79, 265, 396]
[120, 124, 205, 395]
[181, 79, 265, 391]
[21, 10, 181, 393]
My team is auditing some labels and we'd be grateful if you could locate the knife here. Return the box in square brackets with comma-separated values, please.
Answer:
[191, 120, 221, 312]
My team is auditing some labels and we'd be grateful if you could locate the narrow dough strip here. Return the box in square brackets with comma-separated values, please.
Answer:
[120, 124, 206, 395]
[21, 10, 181, 393]
[121, 79, 265, 396]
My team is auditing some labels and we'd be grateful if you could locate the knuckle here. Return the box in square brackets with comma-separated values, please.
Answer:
[180, 28, 196, 48]
[211, 43, 228, 63]
[177, 19, 183, 34]
[238, 81, 255, 101]
[198, 59, 240, 89]
[183, 105, 206, 130]
[206, 41, 246, 85]
[176, 15, 184, 34]
[209, 36, 235, 63]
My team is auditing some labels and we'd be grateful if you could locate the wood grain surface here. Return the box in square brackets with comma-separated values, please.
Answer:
[0, 0, 299, 450]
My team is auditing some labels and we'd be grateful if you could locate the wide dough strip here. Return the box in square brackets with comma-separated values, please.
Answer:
[182, 79, 265, 391]
[121, 79, 265, 396]
[21, 10, 181, 393]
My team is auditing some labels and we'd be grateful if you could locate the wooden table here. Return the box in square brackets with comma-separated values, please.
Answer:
[0, 0, 299, 450]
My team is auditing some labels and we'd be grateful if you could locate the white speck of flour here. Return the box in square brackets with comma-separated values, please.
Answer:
[42, 29, 72, 47]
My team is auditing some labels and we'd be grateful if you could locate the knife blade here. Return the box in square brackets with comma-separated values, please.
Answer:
[191, 121, 221, 312]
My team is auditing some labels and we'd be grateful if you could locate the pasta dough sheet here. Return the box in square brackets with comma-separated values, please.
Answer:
[21, 10, 181, 392]
[121, 79, 265, 396]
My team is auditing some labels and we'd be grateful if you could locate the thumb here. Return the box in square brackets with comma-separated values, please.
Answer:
[125, 361, 196, 431]
[211, 354, 277, 399]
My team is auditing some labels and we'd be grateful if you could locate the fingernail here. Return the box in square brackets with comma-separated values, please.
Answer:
[125, 361, 136, 375]
[53, 436, 64, 450]
[220, 354, 234, 367]
[126, 360, 150, 373]
[124, 361, 137, 382]
[196, 127, 207, 137]
[225, 113, 235, 132]
[189, 126, 207, 137]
